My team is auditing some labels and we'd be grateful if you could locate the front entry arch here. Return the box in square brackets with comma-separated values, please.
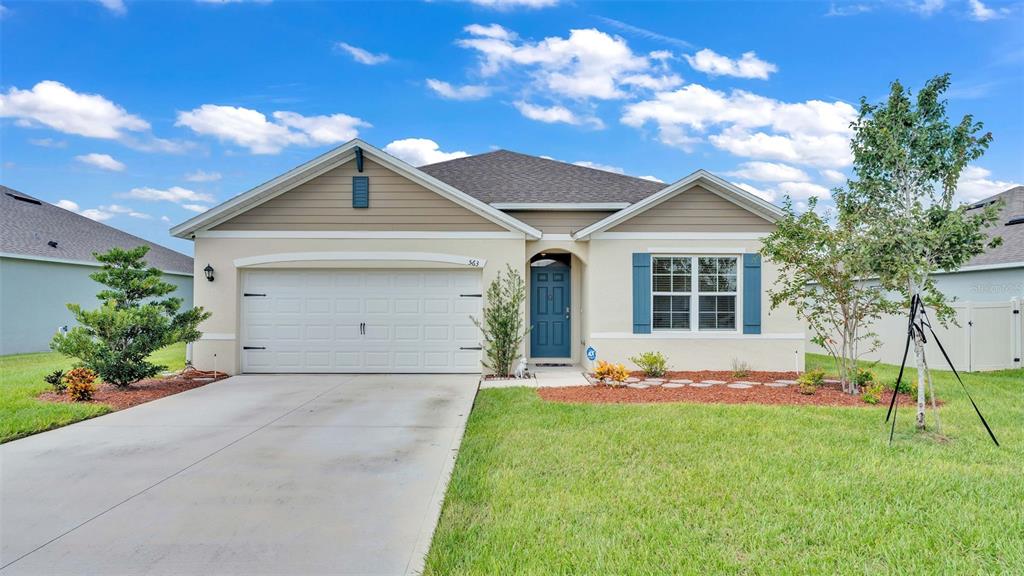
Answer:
[530, 255, 571, 358]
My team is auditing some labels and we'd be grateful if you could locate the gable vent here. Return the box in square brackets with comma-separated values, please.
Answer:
[352, 176, 369, 208]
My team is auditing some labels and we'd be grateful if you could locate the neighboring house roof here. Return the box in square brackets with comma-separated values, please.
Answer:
[171, 139, 543, 239]
[573, 170, 785, 240]
[1, 185, 194, 275]
[964, 186, 1024, 268]
[419, 150, 666, 205]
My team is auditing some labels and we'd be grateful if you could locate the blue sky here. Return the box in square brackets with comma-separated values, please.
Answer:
[2, 0, 1022, 255]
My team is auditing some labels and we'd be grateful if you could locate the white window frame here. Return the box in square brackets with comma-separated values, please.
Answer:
[651, 254, 741, 333]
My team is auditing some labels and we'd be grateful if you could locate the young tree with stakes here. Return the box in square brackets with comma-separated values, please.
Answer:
[52, 246, 211, 388]
[761, 196, 897, 394]
[845, 74, 1002, 431]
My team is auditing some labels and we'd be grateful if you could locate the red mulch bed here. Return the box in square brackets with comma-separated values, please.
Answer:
[37, 368, 229, 410]
[539, 382, 919, 408]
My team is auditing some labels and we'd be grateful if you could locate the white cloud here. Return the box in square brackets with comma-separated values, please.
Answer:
[29, 137, 67, 148]
[639, 175, 664, 183]
[572, 160, 625, 174]
[426, 79, 492, 101]
[910, 0, 945, 15]
[182, 203, 210, 212]
[466, 0, 559, 9]
[102, 204, 151, 219]
[968, 0, 1008, 20]
[684, 49, 777, 79]
[777, 181, 831, 199]
[726, 161, 809, 182]
[825, 3, 872, 16]
[56, 199, 114, 222]
[458, 25, 678, 101]
[175, 104, 368, 154]
[0, 80, 149, 139]
[75, 153, 125, 172]
[956, 166, 1021, 203]
[123, 186, 215, 205]
[514, 101, 603, 128]
[734, 182, 777, 203]
[336, 42, 390, 65]
[161, 215, 171, 223]
[621, 83, 857, 168]
[185, 169, 222, 182]
[95, 0, 126, 15]
[383, 138, 469, 166]
[820, 169, 846, 184]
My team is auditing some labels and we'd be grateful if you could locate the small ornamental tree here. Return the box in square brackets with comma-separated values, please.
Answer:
[845, 74, 1002, 430]
[52, 246, 211, 388]
[761, 196, 897, 393]
[472, 265, 529, 377]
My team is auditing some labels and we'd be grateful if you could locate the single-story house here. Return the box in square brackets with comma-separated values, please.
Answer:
[807, 186, 1023, 372]
[0, 186, 194, 355]
[172, 139, 804, 375]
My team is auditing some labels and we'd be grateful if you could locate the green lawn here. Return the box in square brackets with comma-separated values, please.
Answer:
[425, 355, 1023, 575]
[0, 343, 186, 443]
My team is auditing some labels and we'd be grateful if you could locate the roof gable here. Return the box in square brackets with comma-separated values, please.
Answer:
[171, 140, 542, 239]
[964, 186, 1024, 267]
[0, 186, 193, 274]
[573, 170, 784, 239]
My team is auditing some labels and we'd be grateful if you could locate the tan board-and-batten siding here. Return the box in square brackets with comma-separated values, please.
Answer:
[212, 158, 505, 231]
[608, 186, 776, 233]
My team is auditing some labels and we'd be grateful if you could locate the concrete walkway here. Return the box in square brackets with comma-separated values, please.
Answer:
[0, 374, 478, 576]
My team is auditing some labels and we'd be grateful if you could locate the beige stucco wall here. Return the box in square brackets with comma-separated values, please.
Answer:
[609, 186, 777, 233]
[190, 236, 525, 374]
[212, 158, 504, 231]
[581, 238, 804, 372]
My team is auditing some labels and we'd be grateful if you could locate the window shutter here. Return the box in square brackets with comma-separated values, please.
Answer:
[632, 252, 651, 334]
[352, 176, 369, 208]
[743, 253, 762, 334]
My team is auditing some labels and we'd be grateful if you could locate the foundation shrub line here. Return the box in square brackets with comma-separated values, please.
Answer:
[629, 351, 667, 378]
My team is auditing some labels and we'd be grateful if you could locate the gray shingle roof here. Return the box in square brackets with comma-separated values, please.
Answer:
[419, 149, 666, 204]
[1, 185, 193, 275]
[965, 186, 1024, 267]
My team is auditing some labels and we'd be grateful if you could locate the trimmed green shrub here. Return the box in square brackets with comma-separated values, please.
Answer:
[44, 369, 66, 393]
[630, 351, 668, 378]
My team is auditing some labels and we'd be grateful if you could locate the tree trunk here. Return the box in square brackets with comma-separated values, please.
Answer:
[909, 279, 928, 430]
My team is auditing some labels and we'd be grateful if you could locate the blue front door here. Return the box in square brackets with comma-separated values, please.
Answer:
[530, 263, 571, 358]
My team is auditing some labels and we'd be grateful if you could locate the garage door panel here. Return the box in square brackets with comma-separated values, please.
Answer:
[241, 269, 481, 373]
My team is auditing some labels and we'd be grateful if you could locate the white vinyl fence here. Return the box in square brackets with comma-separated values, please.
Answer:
[808, 298, 1022, 372]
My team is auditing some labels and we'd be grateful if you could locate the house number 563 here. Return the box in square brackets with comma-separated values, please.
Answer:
[467, 259, 480, 267]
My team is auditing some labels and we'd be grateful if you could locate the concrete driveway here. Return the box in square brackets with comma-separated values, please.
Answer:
[0, 374, 478, 576]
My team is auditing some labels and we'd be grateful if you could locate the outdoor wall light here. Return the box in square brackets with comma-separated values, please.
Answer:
[204, 264, 215, 282]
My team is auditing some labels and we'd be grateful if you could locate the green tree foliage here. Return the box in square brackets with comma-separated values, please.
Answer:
[51, 246, 211, 388]
[761, 197, 897, 394]
[843, 74, 1002, 429]
[473, 265, 529, 377]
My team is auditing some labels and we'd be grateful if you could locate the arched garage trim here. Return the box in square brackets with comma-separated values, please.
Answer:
[233, 251, 487, 268]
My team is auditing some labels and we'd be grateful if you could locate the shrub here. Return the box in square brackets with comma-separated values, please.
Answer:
[731, 358, 751, 378]
[64, 367, 98, 401]
[472, 265, 529, 378]
[797, 368, 825, 395]
[887, 377, 914, 395]
[594, 360, 629, 384]
[853, 368, 875, 388]
[861, 382, 884, 405]
[44, 369, 66, 393]
[51, 246, 210, 388]
[629, 351, 667, 378]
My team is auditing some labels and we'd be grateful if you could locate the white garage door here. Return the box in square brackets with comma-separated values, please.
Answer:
[240, 269, 482, 373]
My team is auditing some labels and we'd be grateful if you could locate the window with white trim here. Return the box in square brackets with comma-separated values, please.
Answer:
[652, 256, 738, 331]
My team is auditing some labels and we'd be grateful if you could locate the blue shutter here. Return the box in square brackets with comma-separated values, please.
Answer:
[743, 253, 762, 334]
[352, 176, 369, 208]
[632, 252, 651, 334]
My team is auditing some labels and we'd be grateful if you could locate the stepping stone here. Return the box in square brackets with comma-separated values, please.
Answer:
[774, 379, 798, 385]
[728, 383, 753, 389]
[662, 383, 686, 388]
[765, 382, 789, 388]
[824, 378, 841, 385]
[669, 379, 693, 385]
[701, 380, 727, 385]
[732, 381, 759, 386]
[641, 379, 663, 386]
[627, 383, 649, 389]
[690, 382, 716, 388]
[625, 377, 642, 383]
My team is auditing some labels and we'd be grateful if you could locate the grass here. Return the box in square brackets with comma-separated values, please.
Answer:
[0, 343, 186, 443]
[425, 354, 1023, 575]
